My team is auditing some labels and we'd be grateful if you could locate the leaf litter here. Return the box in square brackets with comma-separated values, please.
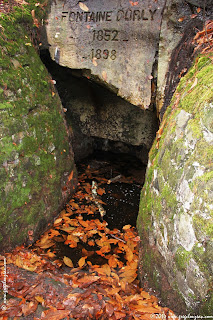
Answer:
[0, 156, 178, 319]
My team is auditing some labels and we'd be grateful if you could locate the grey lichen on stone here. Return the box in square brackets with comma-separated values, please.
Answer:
[137, 53, 213, 314]
[44, 0, 166, 108]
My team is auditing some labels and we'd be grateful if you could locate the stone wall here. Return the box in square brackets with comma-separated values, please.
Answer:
[40, 55, 158, 164]
[0, 7, 77, 251]
[137, 54, 213, 314]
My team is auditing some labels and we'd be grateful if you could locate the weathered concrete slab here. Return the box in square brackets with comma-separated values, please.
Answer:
[45, 0, 166, 108]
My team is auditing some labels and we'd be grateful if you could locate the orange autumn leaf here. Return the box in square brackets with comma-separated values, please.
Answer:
[78, 256, 87, 268]
[22, 301, 38, 316]
[60, 225, 76, 233]
[68, 170, 73, 181]
[88, 239, 95, 246]
[54, 235, 66, 242]
[66, 207, 74, 215]
[119, 267, 137, 280]
[53, 217, 63, 225]
[120, 274, 137, 285]
[82, 248, 94, 257]
[108, 255, 118, 268]
[63, 256, 74, 268]
[133, 236, 140, 242]
[97, 187, 105, 196]
[125, 248, 134, 263]
[38, 232, 49, 244]
[96, 245, 111, 255]
[83, 183, 91, 194]
[114, 311, 126, 319]
[140, 291, 152, 299]
[67, 235, 78, 246]
[106, 287, 121, 295]
[67, 218, 80, 227]
[178, 16, 185, 22]
[66, 234, 79, 243]
[78, 219, 90, 228]
[49, 229, 60, 238]
[67, 241, 78, 248]
[41, 309, 70, 320]
[69, 201, 80, 210]
[105, 302, 114, 317]
[45, 251, 56, 258]
[102, 264, 111, 276]
[37, 240, 55, 249]
[123, 224, 131, 230]
[156, 126, 164, 140]
[126, 239, 136, 251]
[96, 237, 110, 248]
[77, 275, 100, 284]
[35, 295, 45, 304]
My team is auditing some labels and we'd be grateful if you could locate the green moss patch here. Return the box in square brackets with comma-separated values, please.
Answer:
[0, 4, 77, 251]
[137, 53, 213, 314]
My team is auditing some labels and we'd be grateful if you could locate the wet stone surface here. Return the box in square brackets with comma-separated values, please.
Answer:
[44, 0, 166, 107]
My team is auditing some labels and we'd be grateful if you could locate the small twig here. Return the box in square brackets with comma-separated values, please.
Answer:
[107, 175, 122, 184]
[92, 181, 106, 217]
[109, 233, 126, 243]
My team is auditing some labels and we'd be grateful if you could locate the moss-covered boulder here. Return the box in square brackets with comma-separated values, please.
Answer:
[137, 54, 213, 314]
[0, 7, 77, 251]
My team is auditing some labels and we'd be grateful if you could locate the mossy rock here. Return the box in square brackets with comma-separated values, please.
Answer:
[0, 4, 77, 251]
[137, 53, 213, 315]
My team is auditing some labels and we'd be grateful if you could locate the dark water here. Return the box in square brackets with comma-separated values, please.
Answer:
[77, 151, 146, 229]
[54, 151, 146, 266]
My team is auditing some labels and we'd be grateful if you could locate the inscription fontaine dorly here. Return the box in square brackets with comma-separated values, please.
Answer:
[45, 0, 166, 108]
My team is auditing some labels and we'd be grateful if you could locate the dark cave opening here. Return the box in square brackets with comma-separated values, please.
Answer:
[38, 48, 159, 258]
[40, 49, 159, 166]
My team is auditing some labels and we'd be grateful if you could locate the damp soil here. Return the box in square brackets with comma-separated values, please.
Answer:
[53, 151, 146, 267]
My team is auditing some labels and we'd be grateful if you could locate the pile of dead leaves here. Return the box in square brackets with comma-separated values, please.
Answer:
[193, 20, 213, 54]
[0, 164, 177, 319]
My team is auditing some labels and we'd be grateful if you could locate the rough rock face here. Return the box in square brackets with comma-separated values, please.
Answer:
[44, 0, 212, 114]
[156, 0, 212, 118]
[137, 55, 213, 315]
[43, 0, 166, 108]
[42, 56, 159, 163]
[0, 11, 77, 251]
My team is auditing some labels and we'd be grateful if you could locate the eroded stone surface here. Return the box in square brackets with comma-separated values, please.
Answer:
[137, 55, 213, 314]
[42, 54, 158, 163]
[44, 0, 165, 108]
[156, 0, 212, 118]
